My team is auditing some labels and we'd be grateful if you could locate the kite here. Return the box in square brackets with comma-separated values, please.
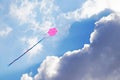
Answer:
[8, 28, 57, 66]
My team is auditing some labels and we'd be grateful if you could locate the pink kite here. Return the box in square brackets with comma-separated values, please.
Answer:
[8, 28, 57, 66]
[48, 28, 57, 36]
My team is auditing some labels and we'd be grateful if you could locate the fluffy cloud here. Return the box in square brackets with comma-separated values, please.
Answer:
[34, 56, 60, 80]
[9, 0, 37, 24]
[63, 0, 120, 20]
[21, 74, 33, 80]
[21, 13, 120, 80]
[0, 26, 12, 37]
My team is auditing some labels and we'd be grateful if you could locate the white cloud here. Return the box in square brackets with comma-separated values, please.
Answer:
[26, 0, 60, 34]
[0, 26, 12, 37]
[9, 0, 37, 24]
[21, 74, 33, 80]
[107, 0, 120, 13]
[34, 56, 60, 80]
[63, 0, 120, 20]
[21, 13, 120, 80]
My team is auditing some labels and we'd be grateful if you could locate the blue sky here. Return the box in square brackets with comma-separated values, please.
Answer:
[0, 0, 120, 80]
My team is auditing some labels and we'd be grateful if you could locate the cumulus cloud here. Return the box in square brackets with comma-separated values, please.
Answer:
[21, 74, 33, 80]
[63, 0, 120, 20]
[34, 56, 60, 80]
[0, 26, 12, 37]
[21, 13, 120, 80]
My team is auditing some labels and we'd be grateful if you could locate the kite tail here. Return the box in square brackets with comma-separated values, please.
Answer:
[8, 37, 46, 66]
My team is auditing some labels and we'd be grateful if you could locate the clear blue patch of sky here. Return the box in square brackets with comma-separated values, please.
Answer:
[56, 19, 95, 56]
[55, 0, 86, 13]
[56, 9, 112, 56]
[0, 0, 12, 15]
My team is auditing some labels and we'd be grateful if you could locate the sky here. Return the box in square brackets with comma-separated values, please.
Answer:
[0, 0, 120, 80]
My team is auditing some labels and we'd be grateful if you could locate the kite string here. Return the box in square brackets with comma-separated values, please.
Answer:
[8, 37, 46, 66]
